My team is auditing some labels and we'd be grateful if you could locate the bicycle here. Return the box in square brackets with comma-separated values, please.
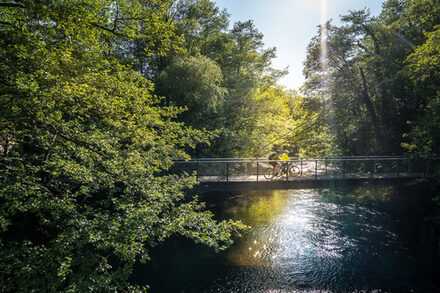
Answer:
[263, 161, 300, 180]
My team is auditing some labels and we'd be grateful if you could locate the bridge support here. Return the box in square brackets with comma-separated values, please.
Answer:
[197, 177, 417, 192]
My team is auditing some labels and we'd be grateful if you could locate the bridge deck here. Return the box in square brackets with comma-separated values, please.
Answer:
[195, 173, 425, 191]
[198, 172, 424, 183]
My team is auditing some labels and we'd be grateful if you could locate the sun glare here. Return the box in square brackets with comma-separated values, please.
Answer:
[320, 0, 329, 94]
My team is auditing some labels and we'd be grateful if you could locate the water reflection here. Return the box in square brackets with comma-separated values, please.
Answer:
[136, 186, 440, 292]
[213, 187, 439, 292]
[225, 189, 390, 266]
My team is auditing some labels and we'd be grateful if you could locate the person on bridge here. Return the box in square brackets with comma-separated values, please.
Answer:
[281, 150, 290, 161]
[269, 150, 282, 175]
[280, 150, 290, 173]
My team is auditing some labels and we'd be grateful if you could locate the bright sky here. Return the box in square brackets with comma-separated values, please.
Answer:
[214, 0, 384, 90]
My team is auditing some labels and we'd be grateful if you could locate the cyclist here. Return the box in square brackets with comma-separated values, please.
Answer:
[281, 150, 290, 161]
[268, 150, 282, 175]
[280, 150, 290, 173]
[264, 149, 299, 180]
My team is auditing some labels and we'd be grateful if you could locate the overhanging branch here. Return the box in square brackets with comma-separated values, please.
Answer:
[89, 22, 133, 39]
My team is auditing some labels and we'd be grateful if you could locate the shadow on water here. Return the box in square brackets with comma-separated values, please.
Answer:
[132, 184, 440, 292]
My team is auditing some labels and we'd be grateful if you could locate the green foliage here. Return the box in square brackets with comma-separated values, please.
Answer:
[149, 0, 296, 158]
[0, 1, 245, 291]
[287, 94, 336, 157]
[403, 27, 440, 158]
[302, 0, 440, 157]
[156, 54, 226, 128]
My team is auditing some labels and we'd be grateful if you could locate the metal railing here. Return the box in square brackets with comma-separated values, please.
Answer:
[171, 157, 440, 183]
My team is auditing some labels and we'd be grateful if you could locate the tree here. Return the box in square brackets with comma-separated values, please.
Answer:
[0, 1, 244, 291]
[302, 0, 440, 156]
[156, 54, 226, 129]
[303, 20, 384, 155]
[403, 28, 440, 158]
[149, 0, 291, 157]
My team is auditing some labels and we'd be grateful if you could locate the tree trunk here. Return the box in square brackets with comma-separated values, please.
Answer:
[359, 66, 386, 153]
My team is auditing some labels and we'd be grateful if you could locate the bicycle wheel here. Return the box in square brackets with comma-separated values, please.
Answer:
[289, 165, 300, 176]
[263, 167, 275, 180]
[278, 165, 288, 179]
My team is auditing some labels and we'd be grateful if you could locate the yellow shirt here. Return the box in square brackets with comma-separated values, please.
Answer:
[281, 153, 290, 161]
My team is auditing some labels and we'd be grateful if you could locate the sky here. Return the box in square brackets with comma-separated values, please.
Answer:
[214, 0, 384, 90]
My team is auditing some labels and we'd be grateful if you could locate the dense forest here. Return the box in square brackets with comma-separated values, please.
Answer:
[0, 0, 439, 291]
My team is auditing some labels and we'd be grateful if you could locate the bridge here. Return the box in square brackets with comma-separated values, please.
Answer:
[173, 156, 439, 191]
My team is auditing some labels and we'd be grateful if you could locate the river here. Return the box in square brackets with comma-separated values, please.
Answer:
[133, 185, 440, 292]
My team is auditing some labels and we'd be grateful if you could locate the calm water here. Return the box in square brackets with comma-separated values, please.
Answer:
[134, 185, 440, 292]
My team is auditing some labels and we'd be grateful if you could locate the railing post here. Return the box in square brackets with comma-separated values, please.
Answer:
[325, 159, 328, 175]
[196, 161, 199, 181]
[315, 160, 317, 180]
[256, 162, 259, 182]
[226, 162, 229, 182]
[300, 158, 303, 176]
[342, 160, 345, 179]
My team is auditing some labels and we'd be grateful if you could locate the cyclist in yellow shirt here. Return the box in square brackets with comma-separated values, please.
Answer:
[270, 150, 290, 176]
[281, 150, 290, 161]
[268, 150, 282, 175]
[280, 150, 290, 173]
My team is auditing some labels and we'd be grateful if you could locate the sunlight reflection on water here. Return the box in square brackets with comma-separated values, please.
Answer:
[226, 190, 361, 267]
[219, 188, 422, 291]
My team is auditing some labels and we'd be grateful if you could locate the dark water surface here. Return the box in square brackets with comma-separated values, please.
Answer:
[133, 185, 440, 292]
